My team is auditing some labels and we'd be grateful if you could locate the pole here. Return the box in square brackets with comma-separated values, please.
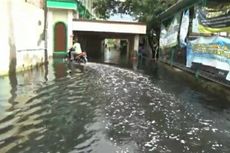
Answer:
[44, 0, 48, 64]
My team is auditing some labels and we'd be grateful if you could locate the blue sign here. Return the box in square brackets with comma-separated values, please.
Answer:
[186, 36, 230, 81]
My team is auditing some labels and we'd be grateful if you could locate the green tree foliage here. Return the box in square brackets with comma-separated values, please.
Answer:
[93, 0, 178, 58]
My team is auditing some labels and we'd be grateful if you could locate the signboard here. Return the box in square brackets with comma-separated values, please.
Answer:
[160, 13, 181, 49]
[196, 2, 230, 33]
[186, 36, 230, 80]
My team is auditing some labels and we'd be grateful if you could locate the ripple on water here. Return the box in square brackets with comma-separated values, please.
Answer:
[0, 62, 230, 153]
[87, 63, 230, 153]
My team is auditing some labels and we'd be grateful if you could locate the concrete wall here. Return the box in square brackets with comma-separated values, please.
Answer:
[0, 0, 45, 76]
[47, 8, 73, 54]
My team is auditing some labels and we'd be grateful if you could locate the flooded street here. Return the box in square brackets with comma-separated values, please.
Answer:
[0, 50, 230, 153]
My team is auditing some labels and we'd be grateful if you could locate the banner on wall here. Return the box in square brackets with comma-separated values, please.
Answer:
[160, 13, 181, 49]
[192, 7, 199, 33]
[196, 2, 230, 33]
[160, 24, 167, 49]
[180, 9, 190, 47]
[186, 36, 230, 81]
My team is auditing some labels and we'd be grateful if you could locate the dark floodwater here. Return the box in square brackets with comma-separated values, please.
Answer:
[0, 50, 230, 153]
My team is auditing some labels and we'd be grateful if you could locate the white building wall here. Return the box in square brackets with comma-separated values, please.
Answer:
[47, 11, 54, 56]
[68, 11, 74, 47]
[47, 9, 73, 53]
[0, 0, 10, 75]
[52, 9, 68, 23]
[0, 0, 45, 76]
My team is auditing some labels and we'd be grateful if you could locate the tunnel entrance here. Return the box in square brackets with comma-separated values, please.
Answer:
[102, 39, 128, 64]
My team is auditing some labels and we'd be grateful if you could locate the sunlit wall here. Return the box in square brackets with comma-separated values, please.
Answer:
[0, 0, 45, 76]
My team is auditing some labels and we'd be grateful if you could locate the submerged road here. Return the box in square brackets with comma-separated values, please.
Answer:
[0, 49, 230, 153]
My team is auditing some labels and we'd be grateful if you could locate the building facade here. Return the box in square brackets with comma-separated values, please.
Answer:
[46, 0, 76, 56]
[47, 0, 96, 57]
[0, 0, 45, 75]
[0, 0, 96, 76]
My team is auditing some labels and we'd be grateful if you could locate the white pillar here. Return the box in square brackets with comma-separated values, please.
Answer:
[67, 10, 73, 49]
[47, 10, 53, 57]
[128, 35, 139, 60]
[134, 35, 139, 52]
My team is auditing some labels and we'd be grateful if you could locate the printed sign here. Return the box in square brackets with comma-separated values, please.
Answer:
[160, 13, 181, 49]
[180, 9, 189, 47]
[160, 24, 167, 49]
[197, 2, 230, 33]
[186, 36, 230, 80]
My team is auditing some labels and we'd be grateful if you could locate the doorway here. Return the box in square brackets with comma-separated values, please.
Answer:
[54, 22, 67, 52]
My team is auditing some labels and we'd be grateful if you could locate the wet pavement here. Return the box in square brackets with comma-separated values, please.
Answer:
[0, 49, 230, 153]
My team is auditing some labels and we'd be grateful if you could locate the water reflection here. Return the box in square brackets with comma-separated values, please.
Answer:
[0, 57, 229, 153]
[53, 59, 68, 79]
[44, 62, 48, 82]
[8, 71, 17, 105]
[104, 48, 121, 64]
[0, 62, 101, 153]
[103, 47, 131, 68]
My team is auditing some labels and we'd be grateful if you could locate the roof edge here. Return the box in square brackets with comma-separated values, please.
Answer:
[158, 0, 201, 21]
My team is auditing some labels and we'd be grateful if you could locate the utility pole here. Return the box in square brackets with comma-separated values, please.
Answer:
[44, 0, 48, 64]
[43, 0, 48, 81]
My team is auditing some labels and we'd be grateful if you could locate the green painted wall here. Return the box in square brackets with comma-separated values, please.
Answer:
[47, 0, 76, 10]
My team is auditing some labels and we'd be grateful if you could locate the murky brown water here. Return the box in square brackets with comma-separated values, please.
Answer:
[0, 50, 230, 153]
